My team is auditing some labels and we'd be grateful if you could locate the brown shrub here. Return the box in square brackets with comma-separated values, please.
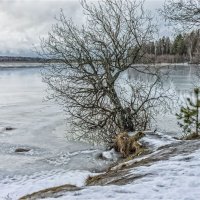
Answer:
[113, 131, 145, 157]
[113, 132, 129, 157]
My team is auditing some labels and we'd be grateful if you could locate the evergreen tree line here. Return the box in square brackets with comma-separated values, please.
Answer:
[145, 29, 200, 63]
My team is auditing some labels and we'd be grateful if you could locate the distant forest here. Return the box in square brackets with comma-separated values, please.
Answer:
[145, 29, 200, 63]
[1, 29, 200, 64]
[0, 56, 45, 62]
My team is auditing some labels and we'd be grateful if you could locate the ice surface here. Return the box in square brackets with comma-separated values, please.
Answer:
[0, 67, 111, 199]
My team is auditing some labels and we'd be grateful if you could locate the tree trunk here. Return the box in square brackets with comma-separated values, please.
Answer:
[108, 85, 134, 132]
[196, 92, 199, 136]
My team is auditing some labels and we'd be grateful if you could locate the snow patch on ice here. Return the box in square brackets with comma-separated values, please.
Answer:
[101, 149, 120, 161]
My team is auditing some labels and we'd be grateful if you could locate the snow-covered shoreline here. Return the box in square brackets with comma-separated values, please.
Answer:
[16, 133, 200, 200]
[54, 147, 200, 200]
[0, 65, 199, 199]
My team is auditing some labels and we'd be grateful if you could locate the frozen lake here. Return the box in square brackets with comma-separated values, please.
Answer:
[0, 64, 198, 199]
[0, 66, 110, 179]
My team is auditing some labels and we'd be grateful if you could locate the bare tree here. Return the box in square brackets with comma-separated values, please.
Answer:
[41, 0, 173, 144]
[162, 0, 200, 29]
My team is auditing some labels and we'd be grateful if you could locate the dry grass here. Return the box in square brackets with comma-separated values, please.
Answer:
[19, 184, 80, 200]
[181, 133, 200, 140]
[113, 131, 145, 158]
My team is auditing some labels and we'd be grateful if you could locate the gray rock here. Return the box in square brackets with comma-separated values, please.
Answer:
[5, 127, 15, 131]
[15, 148, 30, 153]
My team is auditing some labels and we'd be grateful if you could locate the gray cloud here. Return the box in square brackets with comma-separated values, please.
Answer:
[0, 0, 165, 57]
[0, 0, 82, 56]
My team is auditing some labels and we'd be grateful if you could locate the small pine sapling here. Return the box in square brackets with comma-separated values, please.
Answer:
[176, 88, 200, 139]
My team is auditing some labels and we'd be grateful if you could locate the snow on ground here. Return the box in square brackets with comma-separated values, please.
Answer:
[141, 131, 178, 150]
[1, 169, 93, 199]
[44, 149, 200, 200]
[101, 148, 120, 161]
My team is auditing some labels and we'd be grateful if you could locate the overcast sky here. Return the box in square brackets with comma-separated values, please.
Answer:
[0, 0, 167, 57]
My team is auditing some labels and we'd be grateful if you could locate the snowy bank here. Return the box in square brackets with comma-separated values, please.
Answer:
[17, 132, 200, 200]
